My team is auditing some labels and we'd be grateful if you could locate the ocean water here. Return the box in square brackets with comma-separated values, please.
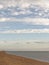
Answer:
[6, 51, 49, 62]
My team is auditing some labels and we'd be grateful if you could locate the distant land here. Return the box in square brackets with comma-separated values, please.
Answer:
[0, 51, 49, 65]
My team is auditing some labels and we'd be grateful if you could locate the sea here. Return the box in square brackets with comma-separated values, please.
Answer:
[6, 51, 49, 62]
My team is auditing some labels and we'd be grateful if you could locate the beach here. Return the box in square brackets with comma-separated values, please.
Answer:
[0, 51, 49, 65]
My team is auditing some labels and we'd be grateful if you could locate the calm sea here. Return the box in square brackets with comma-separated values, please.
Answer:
[6, 51, 49, 62]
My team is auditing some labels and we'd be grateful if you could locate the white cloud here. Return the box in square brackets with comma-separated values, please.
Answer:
[0, 17, 49, 25]
[19, 1, 30, 9]
[12, 12, 19, 15]
[0, 0, 49, 18]
[10, 18, 49, 25]
[0, 0, 49, 25]
[23, 18, 49, 25]
[0, 0, 49, 9]
[0, 18, 10, 22]
[12, 10, 32, 15]
[0, 4, 3, 9]
[17, 0, 49, 9]
[0, 29, 49, 34]
[0, 0, 17, 8]
[0, 40, 49, 51]
[30, 0, 49, 9]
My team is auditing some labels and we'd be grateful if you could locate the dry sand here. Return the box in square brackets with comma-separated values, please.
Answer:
[0, 51, 49, 65]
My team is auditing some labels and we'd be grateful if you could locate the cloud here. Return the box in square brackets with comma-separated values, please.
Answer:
[0, 0, 49, 9]
[0, 0, 49, 18]
[0, 0, 17, 8]
[0, 18, 10, 22]
[0, 4, 3, 9]
[0, 0, 30, 9]
[29, 0, 49, 9]
[0, 17, 49, 25]
[0, 29, 49, 34]
[19, 18, 49, 25]
[12, 10, 32, 15]
[34, 41, 49, 44]
[0, 40, 49, 51]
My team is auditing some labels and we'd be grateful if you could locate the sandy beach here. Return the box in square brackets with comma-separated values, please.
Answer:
[0, 51, 49, 65]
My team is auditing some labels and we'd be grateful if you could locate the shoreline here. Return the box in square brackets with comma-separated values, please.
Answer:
[0, 51, 49, 65]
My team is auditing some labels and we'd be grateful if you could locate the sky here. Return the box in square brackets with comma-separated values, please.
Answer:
[0, 0, 49, 51]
